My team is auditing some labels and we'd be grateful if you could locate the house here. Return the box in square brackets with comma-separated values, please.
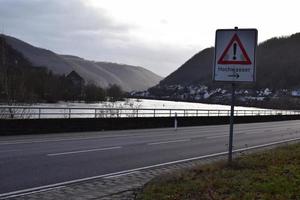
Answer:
[291, 89, 300, 97]
[66, 71, 85, 87]
[66, 71, 85, 99]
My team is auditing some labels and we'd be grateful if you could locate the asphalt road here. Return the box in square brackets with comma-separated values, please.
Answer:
[1, 120, 300, 195]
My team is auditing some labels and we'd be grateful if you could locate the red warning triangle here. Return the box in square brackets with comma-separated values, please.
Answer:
[218, 34, 251, 65]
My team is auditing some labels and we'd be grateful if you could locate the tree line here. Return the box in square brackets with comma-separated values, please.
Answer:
[0, 36, 124, 104]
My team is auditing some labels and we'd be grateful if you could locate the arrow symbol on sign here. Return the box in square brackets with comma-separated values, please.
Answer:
[228, 73, 240, 79]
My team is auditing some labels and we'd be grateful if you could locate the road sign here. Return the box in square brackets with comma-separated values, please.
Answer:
[213, 29, 257, 82]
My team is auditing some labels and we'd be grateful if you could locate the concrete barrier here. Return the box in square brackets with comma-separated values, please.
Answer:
[1, 115, 300, 135]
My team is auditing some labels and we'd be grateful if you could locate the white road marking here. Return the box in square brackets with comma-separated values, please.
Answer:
[104, 171, 139, 179]
[1, 137, 300, 199]
[47, 146, 122, 156]
[244, 129, 293, 135]
[206, 134, 227, 139]
[148, 139, 190, 145]
[245, 131, 265, 135]
[0, 128, 208, 145]
[0, 149, 19, 153]
[2, 121, 300, 146]
[0, 136, 126, 145]
[0, 186, 65, 199]
[0, 130, 209, 146]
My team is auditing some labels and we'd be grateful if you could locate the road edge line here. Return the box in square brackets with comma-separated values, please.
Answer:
[1, 137, 300, 199]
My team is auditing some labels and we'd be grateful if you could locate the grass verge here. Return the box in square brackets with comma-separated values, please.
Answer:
[137, 143, 300, 200]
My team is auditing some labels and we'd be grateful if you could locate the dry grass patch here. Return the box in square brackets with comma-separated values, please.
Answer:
[137, 143, 300, 200]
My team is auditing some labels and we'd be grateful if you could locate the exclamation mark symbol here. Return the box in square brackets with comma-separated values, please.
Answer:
[233, 43, 237, 60]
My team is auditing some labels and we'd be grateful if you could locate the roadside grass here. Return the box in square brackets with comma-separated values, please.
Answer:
[137, 143, 300, 200]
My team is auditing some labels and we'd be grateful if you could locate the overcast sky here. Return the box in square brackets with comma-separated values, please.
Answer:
[1, 0, 300, 76]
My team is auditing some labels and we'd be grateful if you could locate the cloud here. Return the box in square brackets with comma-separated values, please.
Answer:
[0, 0, 197, 76]
[0, 0, 131, 38]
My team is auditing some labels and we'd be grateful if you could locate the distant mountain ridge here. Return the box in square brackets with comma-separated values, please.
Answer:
[2, 34, 162, 91]
[159, 33, 300, 90]
[159, 47, 214, 86]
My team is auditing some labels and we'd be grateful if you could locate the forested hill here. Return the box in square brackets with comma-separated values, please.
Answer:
[159, 33, 300, 89]
[0, 37, 123, 103]
[0, 37, 64, 103]
[2, 34, 162, 91]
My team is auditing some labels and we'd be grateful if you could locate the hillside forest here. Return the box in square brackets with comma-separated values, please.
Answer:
[0, 37, 124, 104]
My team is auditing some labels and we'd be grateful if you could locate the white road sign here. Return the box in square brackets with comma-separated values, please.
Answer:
[213, 29, 257, 82]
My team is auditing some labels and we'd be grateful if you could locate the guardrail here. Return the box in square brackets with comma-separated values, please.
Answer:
[1, 106, 300, 119]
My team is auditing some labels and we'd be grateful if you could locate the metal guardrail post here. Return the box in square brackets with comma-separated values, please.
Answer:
[95, 109, 97, 118]
[69, 108, 71, 119]
[38, 108, 41, 119]
[154, 109, 156, 117]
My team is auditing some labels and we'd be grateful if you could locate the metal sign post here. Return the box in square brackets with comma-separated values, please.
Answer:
[228, 82, 235, 162]
[213, 27, 257, 163]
